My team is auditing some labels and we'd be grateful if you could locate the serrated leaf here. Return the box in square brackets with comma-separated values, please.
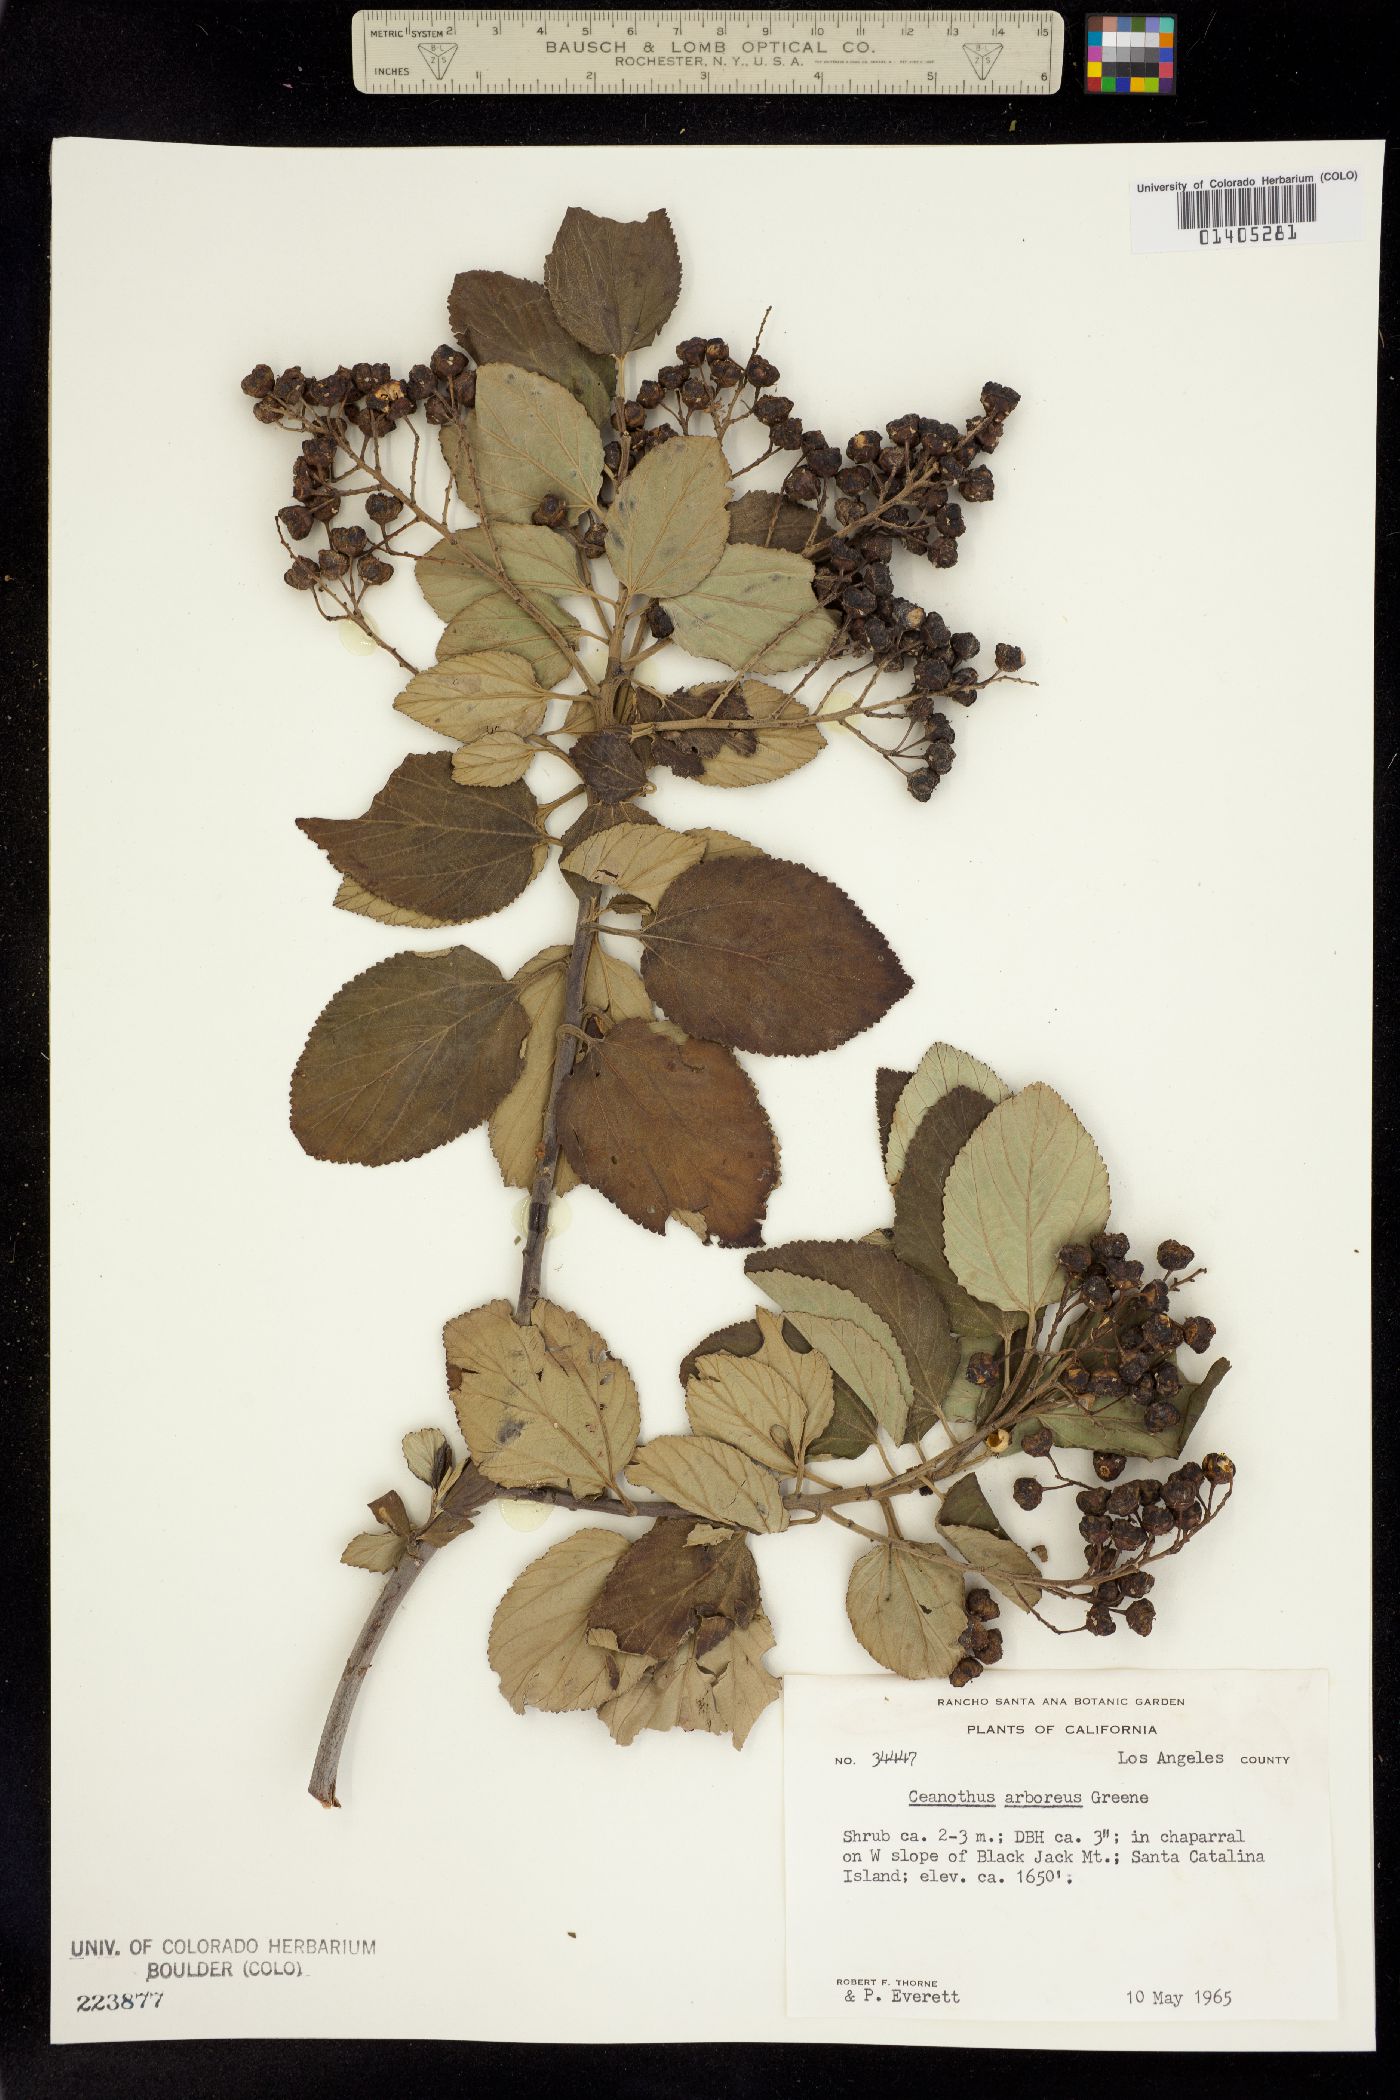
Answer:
[944, 1084, 1111, 1317]
[586, 1515, 759, 1663]
[491, 521, 590, 597]
[685, 826, 762, 860]
[472, 363, 605, 525]
[1023, 1356, 1230, 1460]
[557, 799, 658, 900]
[679, 1316, 874, 1461]
[937, 1476, 1042, 1611]
[637, 853, 910, 1056]
[685, 1307, 834, 1471]
[845, 1540, 966, 1679]
[876, 1067, 914, 1159]
[394, 648, 552, 743]
[605, 435, 729, 600]
[447, 269, 614, 422]
[417, 1458, 495, 1545]
[488, 944, 579, 1196]
[333, 876, 453, 931]
[561, 821, 705, 909]
[291, 947, 528, 1166]
[727, 489, 830, 556]
[885, 1041, 1011, 1187]
[298, 754, 545, 924]
[416, 530, 580, 684]
[402, 1426, 451, 1489]
[446, 1297, 640, 1498]
[894, 1085, 1007, 1338]
[662, 543, 836, 674]
[488, 1530, 652, 1714]
[450, 731, 535, 785]
[746, 1239, 958, 1444]
[692, 680, 825, 789]
[557, 1016, 778, 1246]
[625, 1435, 788, 1533]
[597, 1612, 779, 1749]
[544, 205, 682, 356]
[749, 1270, 910, 1443]
[341, 1530, 407, 1573]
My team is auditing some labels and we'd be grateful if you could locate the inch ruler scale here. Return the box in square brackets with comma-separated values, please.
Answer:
[352, 10, 1064, 96]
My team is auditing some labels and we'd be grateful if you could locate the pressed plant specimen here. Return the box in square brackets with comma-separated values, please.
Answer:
[242, 205, 1231, 1805]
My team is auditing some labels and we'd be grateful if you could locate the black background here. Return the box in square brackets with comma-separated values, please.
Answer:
[0, 3, 1393, 2095]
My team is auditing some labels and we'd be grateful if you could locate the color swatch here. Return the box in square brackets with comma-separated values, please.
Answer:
[1086, 15, 1176, 94]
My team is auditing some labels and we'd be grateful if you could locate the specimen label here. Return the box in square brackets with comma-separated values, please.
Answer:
[783, 1670, 1336, 2023]
[1130, 163, 1367, 252]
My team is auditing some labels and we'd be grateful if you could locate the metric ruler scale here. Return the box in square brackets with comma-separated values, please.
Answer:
[352, 11, 1064, 96]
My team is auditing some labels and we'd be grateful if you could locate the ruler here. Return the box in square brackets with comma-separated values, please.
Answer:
[351, 10, 1064, 95]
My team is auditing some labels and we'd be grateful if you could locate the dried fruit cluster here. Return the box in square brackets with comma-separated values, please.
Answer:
[241, 206, 1231, 1809]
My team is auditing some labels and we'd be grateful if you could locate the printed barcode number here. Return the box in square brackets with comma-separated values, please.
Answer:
[1176, 183, 1318, 231]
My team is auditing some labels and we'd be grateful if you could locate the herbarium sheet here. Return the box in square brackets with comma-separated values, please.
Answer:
[49, 137, 1380, 2050]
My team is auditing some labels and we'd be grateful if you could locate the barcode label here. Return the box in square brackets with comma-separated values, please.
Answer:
[1175, 181, 1317, 230]
[1131, 167, 1365, 253]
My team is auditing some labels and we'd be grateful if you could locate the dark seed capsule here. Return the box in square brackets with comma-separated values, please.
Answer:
[966, 1586, 1000, 1623]
[948, 1656, 983, 1687]
[675, 336, 708, 367]
[1202, 1451, 1235, 1483]
[1181, 1315, 1216, 1354]
[1022, 1425, 1053, 1460]
[1013, 1477, 1043, 1511]
[993, 641, 1025, 672]
[241, 363, 276, 398]
[746, 355, 780, 387]
[1106, 1483, 1140, 1518]
[1076, 1487, 1110, 1516]
[358, 557, 394, 585]
[980, 381, 1021, 417]
[1152, 1362, 1183, 1400]
[926, 742, 955, 777]
[365, 491, 403, 524]
[1057, 1242, 1093, 1276]
[636, 378, 666, 410]
[1086, 1603, 1117, 1638]
[656, 364, 687, 390]
[277, 504, 314, 541]
[680, 375, 710, 409]
[1093, 1451, 1127, 1483]
[965, 1351, 999, 1386]
[1125, 1598, 1156, 1636]
[330, 525, 369, 557]
[906, 770, 939, 802]
[317, 550, 350, 579]
[1142, 1504, 1174, 1536]
[1092, 1232, 1130, 1263]
[646, 603, 674, 640]
[1143, 1399, 1180, 1433]
[1097, 1579, 1124, 1607]
[771, 418, 805, 451]
[283, 560, 317, 590]
[753, 394, 794, 427]
[958, 466, 995, 502]
[1157, 1238, 1195, 1271]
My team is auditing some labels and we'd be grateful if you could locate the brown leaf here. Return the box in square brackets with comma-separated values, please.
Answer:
[332, 876, 453, 931]
[876, 1067, 914, 1159]
[447, 270, 614, 422]
[893, 1085, 1008, 1339]
[402, 1427, 452, 1489]
[558, 1016, 778, 1245]
[678, 1315, 875, 1462]
[417, 1458, 496, 1544]
[686, 1308, 833, 1470]
[341, 1530, 406, 1573]
[291, 947, 528, 1166]
[393, 649, 551, 743]
[544, 206, 683, 356]
[727, 490, 830, 555]
[938, 1477, 1043, 1613]
[746, 1238, 957, 1441]
[298, 754, 545, 925]
[558, 800, 659, 899]
[691, 681, 825, 790]
[638, 854, 911, 1055]
[604, 434, 728, 600]
[570, 731, 649, 803]
[368, 1489, 412, 1536]
[586, 1515, 759, 1663]
[446, 1297, 640, 1498]
[560, 823, 705, 909]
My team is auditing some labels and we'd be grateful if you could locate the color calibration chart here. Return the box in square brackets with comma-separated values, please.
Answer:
[1086, 15, 1175, 95]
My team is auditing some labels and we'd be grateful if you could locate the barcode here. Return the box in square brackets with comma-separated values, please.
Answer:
[1175, 183, 1318, 231]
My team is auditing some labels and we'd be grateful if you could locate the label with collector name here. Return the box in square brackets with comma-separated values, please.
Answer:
[783, 1669, 1335, 2022]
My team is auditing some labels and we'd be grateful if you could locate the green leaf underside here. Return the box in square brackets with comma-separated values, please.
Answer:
[297, 754, 545, 924]
[560, 822, 706, 909]
[944, 1084, 1111, 1317]
[662, 543, 837, 675]
[544, 206, 683, 356]
[686, 1308, 834, 1471]
[394, 650, 551, 742]
[605, 434, 729, 601]
[557, 1016, 778, 1246]
[489, 520, 591, 597]
[937, 1475, 1042, 1610]
[452, 733, 534, 785]
[846, 1541, 967, 1679]
[447, 269, 614, 423]
[876, 1067, 914, 1161]
[747, 1238, 958, 1443]
[1023, 1356, 1230, 1460]
[472, 363, 606, 524]
[489, 1530, 652, 1714]
[638, 854, 911, 1056]
[885, 1041, 1011, 1187]
[587, 1517, 759, 1663]
[678, 1317, 875, 1461]
[749, 1268, 912, 1443]
[625, 1435, 788, 1533]
[446, 1297, 640, 1498]
[893, 1085, 1008, 1338]
[695, 681, 825, 789]
[291, 947, 528, 1166]
[417, 529, 579, 684]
